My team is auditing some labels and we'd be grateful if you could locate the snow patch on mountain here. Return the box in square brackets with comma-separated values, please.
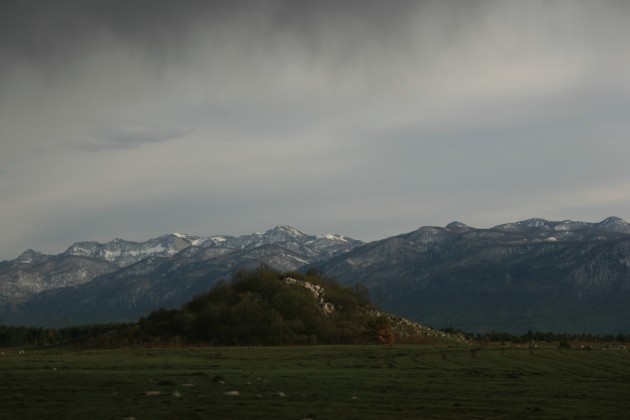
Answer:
[63, 236, 194, 267]
[14, 249, 48, 265]
[318, 233, 348, 242]
[491, 217, 630, 236]
[446, 221, 471, 230]
[597, 216, 630, 233]
[520, 218, 551, 228]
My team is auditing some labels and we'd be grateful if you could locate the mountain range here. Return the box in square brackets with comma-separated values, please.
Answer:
[0, 226, 361, 326]
[316, 217, 630, 334]
[1, 218, 629, 333]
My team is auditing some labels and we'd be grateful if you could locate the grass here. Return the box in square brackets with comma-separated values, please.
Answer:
[1, 344, 630, 419]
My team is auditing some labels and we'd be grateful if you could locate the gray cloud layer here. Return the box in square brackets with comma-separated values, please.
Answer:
[1, 1, 630, 259]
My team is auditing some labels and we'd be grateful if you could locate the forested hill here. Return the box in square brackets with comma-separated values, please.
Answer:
[132, 266, 451, 346]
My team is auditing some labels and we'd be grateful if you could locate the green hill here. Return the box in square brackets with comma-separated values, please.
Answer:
[132, 266, 450, 346]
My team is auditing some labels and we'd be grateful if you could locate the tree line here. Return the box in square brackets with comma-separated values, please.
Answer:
[0, 322, 132, 348]
[441, 327, 630, 345]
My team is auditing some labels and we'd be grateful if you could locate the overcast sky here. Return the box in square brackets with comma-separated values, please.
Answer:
[1, 0, 630, 259]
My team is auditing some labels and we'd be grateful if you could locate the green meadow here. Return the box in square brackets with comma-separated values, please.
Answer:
[1, 344, 629, 419]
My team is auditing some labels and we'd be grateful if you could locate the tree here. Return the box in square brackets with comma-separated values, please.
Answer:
[365, 316, 395, 345]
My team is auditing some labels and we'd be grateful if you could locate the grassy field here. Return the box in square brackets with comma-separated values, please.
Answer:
[1, 344, 629, 419]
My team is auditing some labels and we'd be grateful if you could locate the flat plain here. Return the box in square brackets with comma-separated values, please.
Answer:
[1, 344, 629, 419]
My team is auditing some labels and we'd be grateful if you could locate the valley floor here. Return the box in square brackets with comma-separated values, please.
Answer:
[1, 344, 629, 419]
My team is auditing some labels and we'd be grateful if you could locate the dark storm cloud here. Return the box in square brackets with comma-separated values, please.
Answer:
[0, 0, 419, 68]
[0, 0, 216, 70]
[3, 0, 629, 71]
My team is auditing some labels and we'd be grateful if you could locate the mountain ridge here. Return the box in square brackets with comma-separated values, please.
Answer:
[315, 216, 630, 334]
[1, 217, 629, 332]
[0, 226, 363, 325]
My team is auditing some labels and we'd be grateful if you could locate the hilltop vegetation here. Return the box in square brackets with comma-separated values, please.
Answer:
[135, 266, 394, 346]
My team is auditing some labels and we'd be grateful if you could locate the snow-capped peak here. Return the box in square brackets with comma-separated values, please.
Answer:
[319, 233, 348, 242]
[256, 226, 308, 244]
[597, 216, 630, 233]
[15, 249, 47, 264]
[62, 234, 197, 266]
[446, 221, 470, 230]
[599, 216, 626, 226]
[209, 236, 227, 243]
[168, 232, 207, 245]
[518, 218, 551, 228]
[268, 225, 306, 237]
[553, 220, 587, 231]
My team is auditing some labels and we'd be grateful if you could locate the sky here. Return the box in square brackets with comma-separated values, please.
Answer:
[1, 0, 630, 260]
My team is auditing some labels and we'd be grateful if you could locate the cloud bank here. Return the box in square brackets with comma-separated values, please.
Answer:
[1, 0, 630, 259]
